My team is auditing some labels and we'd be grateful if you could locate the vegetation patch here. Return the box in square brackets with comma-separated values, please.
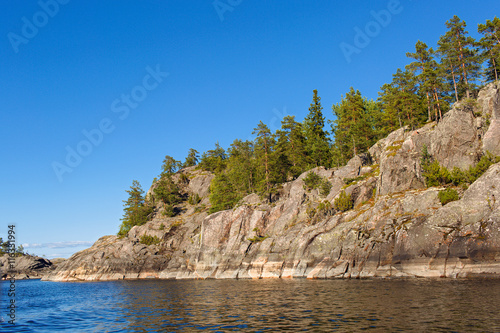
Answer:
[343, 165, 380, 188]
[334, 191, 354, 212]
[438, 188, 459, 205]
[386, 143, 403, 152]
[188, 193, 201, 205]
[421, 145, 500, 188]
[303, 172, 332, 197]
[248, 235, 268, 243]
[162, 204, 176, 217]
[140, 235, 161, 246]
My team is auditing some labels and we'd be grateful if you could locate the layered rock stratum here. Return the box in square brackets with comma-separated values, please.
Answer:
[44, 83, 500, 281]
[0, 254, 56, 280]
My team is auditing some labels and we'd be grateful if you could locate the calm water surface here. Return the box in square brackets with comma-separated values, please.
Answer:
[1, 278, 499, 332]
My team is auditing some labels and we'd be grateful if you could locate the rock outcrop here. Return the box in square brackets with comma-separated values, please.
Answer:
[44, 83, 500, 282]
[0, 254, 56, 280]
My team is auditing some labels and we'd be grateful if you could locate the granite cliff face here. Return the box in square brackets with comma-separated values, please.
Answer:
[0, 254, 55, 280]
[44, 83, 500, 281]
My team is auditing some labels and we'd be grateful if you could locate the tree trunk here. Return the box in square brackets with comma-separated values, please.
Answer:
[426, 92, 432, 122]
[433, 88, 442, 120]
[449, 61, 459, 102]
[456, 32, 470, 99]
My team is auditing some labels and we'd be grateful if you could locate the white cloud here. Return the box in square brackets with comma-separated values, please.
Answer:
[22, 241, 94, 249]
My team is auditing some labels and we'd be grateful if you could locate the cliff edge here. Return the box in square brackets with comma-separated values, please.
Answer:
[44, 83, 500, 281]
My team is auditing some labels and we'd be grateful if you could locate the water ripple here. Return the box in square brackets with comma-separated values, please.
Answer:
[0, 279, 499, 332]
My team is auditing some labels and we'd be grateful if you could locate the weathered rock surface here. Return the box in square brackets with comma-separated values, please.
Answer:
[44, 84, 500, 282]
[0, 254, 55, 279]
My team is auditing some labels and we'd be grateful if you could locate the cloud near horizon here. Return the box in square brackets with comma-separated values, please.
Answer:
[22, 241, 94, 249]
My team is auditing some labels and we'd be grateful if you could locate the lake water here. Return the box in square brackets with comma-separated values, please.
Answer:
[1, 278, 499, 332]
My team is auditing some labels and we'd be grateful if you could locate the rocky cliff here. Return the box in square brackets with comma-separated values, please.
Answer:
[0, 254, 56, 280]
[44, 83, 500, 281]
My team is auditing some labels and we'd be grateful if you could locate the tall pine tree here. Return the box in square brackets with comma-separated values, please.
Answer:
[253, 121, 275, 198]
[332, 88, 374, 164]
[478, 17, 500, 82]
[438, 16, 480, 99]
[118, 180, 152, 236]
[304, 90, 331, 167]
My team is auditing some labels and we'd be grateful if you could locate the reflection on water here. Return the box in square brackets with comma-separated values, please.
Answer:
[2, 278, 499, 332]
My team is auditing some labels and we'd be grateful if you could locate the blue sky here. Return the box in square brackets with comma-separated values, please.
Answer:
[1, 0, 499, 258]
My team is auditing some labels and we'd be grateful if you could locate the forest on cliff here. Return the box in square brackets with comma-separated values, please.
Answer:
[118, 15, 500, 236]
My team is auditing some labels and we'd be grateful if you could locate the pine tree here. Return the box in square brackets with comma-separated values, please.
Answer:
[161, 155, 181, 177]
[378, 82, 402, 133]
[304, 90, 331, 167]
[253, 121, 275, 198]
[406, 41, 436, 121]
[154, 176, 181, 205]
[209, 173, 241, 213]
[378, 69, 426, 128]
[437, 39, 461, 102]
[332, 88, 374, 164]
[199, 142, 227, 173]
[183, 148, 199, 168]
[118, 180, 152, 236]
[275, 116, 308, 179]
[438, 16, 480, 99]
[424, 53, 450, 121]
[226, 139, 257, 196]
[478, 17, 500, 82]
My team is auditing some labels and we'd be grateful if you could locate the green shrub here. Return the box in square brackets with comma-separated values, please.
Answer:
[159, 223, 165, 230]
[303, 172, 332, 197]
[344, 176, 365, 185]
[154, 176, 182, 205]
[248, 235, 268, 243]
[140, 235, 161, 246]
[162, 204, 176, 217]
[422, 147, 500, 188]
[438, 188, 459, 205]
[303, 172, 322, 189]
[334, 191, 353, 212]
[317, 200, 333, 216]
[171, 220, 183, 228]
[467, 154, 500, 183]
[450, 167, 466, 185]
[188, 193, 201, 205]
[179, 173, 189, 184]
[320, 180, 332, 197]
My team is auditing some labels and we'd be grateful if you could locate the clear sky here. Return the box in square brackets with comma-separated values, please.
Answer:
[1, 0, 499, 258]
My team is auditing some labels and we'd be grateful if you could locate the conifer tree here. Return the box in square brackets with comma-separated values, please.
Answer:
[378, 82, 402, 133]
[378, 69, 427, 127]
[208, 173, 241, 213]
[226, 139, 257, 196]
[253, 121, 275, 198]
[161, 155, 181, 177]
[154, 176, 181, 205]
[332, 88, 374, 163]
[304, 90, 331, 167]
[478, 17, 500, 82]
[118, 180, 152, 236]
[183, 148, 200, 168]
[406, 41, 435, 121]
[275, 116, 308, 179]
[438, 16, 480, 99]
[199, 142, 227, 173]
